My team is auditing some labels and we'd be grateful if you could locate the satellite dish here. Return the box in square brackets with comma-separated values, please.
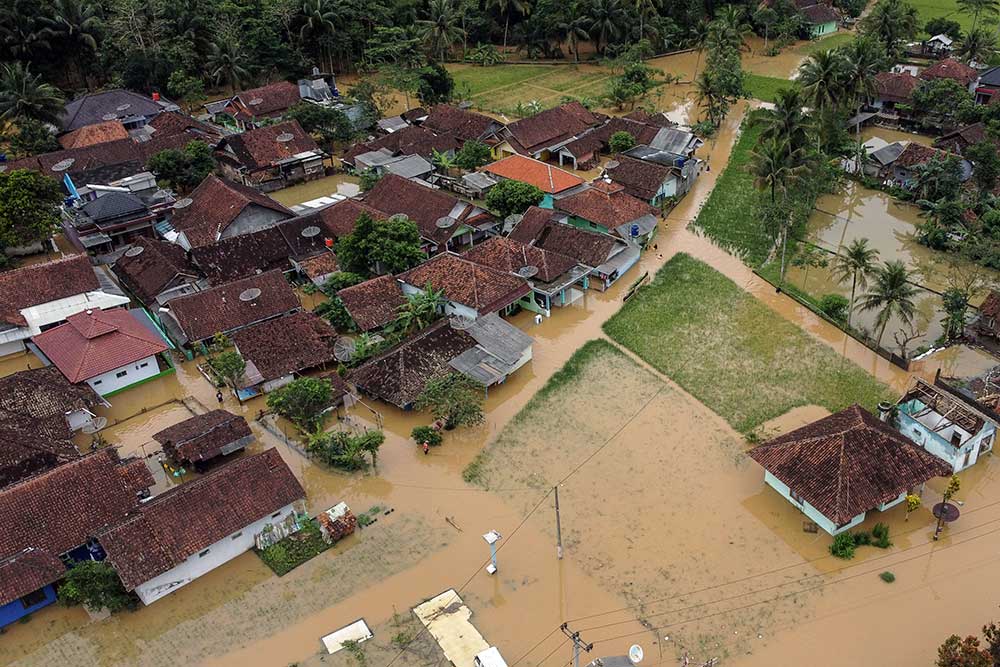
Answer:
[516, 265, 538, 279]
[173, 197, 193, 209]
[301, 225, 321, 239]
[101, 113, 118, 121]
[116, 103, 131, 111]
[81, 417, 108, 434]
[606, 159, 620, 169]
[334, 338, 355, 361]
[239, 287, 262, 302]
[628, 645, 644, 665]
[51, 158, 75, 172]
[248, 97, 264, 106]
[275, 132, 295, 143]
[435, 216, 456, 229]
[504, 213, 523, 227]
[124, 245, 145, 258]
[450, 315, 476, 330]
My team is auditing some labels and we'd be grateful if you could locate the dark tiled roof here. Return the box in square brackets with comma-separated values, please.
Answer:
[874, 72, 919, 103]
[303, 199, 384, 238]
[349, 320, 476, 408]
[509, 210, 616, 267]
[421, 105, 499, 142]
[399, 253, 530, 315]
[505, 102, 601, 154]
[935, 123, 991, 152]
[748, 405, 951, 525]
[0, 366, 99, 440]
[920, 58, 978, 86]
[894, 142, 955, 169]
[170, 175, 294, 248]
[555, 181, 657, 229]
[605, 156, 674, 201]
[0, 255, 99, 327]
[62, 89, 170, 131]
[81, 191, 147, 222]
[507, 206, 555, 243]
[232, 311, 338, 385]
[99, 449, 304, 591]
[167, 270, 299, 342]
[298, 251, 340, 280]
[233, 81, 301, 118]
[7, 137, 147, 178]
[220, 120, 321, 171]
[462, 236, 578, 284]
[980, 290, 1000, 320]
[153, 410, 253, 463]
[113, 238, 200, 305]
[338, 275, 406, 331]
[801, 3, 839, 24]
[146, 111, 220, 141]
[189, 227, 293, 284]
[0, 427, 80, 491]
[344, 125, 459, 165]
[0, 448, 154, 604]
[0, 548, 66, 607]
[363, 174, 477, 246]
[58, 121, 129, 149]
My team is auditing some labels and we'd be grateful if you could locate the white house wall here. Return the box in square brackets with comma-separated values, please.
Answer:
[134, 502, 298, 605]
[400, 283, 479, 321]
[897, 412, 996, 473]
[763, 470, 865, 536]
[86, 355, 160, 396]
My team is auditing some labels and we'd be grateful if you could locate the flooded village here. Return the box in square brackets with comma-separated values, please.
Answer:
[3, 1, 1000, 667]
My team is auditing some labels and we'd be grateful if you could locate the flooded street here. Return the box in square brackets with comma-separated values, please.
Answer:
[5, 90, 999, 667]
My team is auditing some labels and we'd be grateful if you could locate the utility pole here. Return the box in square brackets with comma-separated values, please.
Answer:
[554, 485, 563, 559]
[560, 623, 592, 667]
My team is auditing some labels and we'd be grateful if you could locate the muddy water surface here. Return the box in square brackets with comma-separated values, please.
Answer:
[268, 173, 361, 207]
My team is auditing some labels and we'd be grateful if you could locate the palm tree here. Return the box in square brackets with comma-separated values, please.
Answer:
[298, 0, 337, 73]
[39, 0, 102, 88]
[858, 260, 919, 347]
[418, 0, 465, 62]
[489, 0, 531, 55]
[860, 0, 918, 56]
[842, 36, 885, 112]
[711, 5, 752, 53]
[758, 87, 810, 153]
[831, 238, 880, 328]
[688, 19, 710, 83]
[798, 50, 847, 113]
[748, 137, 807, 280]
[585, 0, 627, 55]
[957, 27, 997, 65]
[957, 0, 1000, 30]
[557, 8, 590, 63]
[395, 285, 445, 334]
[206, 39, 251, 92]
[632, 0, 658, 44]
[0, 1, 51, 61]
[0, 63, 65, 126]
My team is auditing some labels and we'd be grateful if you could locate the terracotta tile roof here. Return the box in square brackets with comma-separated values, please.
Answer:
[112, 238, 200, 305]
[167, 270, 299, 342]
[801, 2, 839, 24]
[7, 134, 179, 179]
[0, 448, 153, 604]
[0, 427, 80, 491]
[980, 290, 1000, 320]
[153, 410, 253, 463]
[0, 366, 99, 441]
[920, 58, 978, 86]
[349, 319, 476, 408]
[170, 175, 295, 248]
[555, 181, 657, 230]
[874, 72, 919, 103]
[591, 117, 661, 147]
[505, 101, 601, 155]
[61, 89, 170, 132]
[304, 199, 385, 238]
[232, 311, 338, 385]
[748, 405, 951, 525]
[507, 205, 555, 243]
[421, 104, 499, 142]
[0, 255, 99, 327]
[337, 275, 406, 331]
[399, 253, 530, 315]
[298, 251, 340, 280]
[33, 309, 168, 383]
[344, 125, 459, 165]
[605, 155, 674, 201]
[189, 227, 292, 284]
[146, 111, 220, 141]
[276, 215, 336, 259]
[483, 155, 584, 194]
[0, 548, 66, 606]
[232, 81, 301, 118]
[935, 122, 992, 152]
[894, 142, 955, 169]
[622, 109, 674, 127]
[220, 120, 322, 171]
[509, 209, 617, 267]
[99, 448, 304, 591]
[58, 121, 130, 149]
[462, 236, 578, 284]
[363, 174, 486, 246]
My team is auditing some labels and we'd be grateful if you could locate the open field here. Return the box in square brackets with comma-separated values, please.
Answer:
[795, 32, 855, 55]
[603, 254, 891, 433]
[909, 0, 996, 36]
[745, 73, 796, 103]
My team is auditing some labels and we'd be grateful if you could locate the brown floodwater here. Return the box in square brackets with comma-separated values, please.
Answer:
[268, 173, 361, 207]
[5, 100, 992, 667]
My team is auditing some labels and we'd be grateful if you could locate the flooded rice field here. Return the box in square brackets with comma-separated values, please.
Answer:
[4, 101, 995, 667]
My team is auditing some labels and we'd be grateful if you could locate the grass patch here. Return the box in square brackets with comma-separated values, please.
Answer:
[745, 73, 796, 103]
[602, 253, 891, 432]
[795, 32, 855, 55]
[879, 571, 896, 583]
[256, 520, 330, 576]
[450, 64, 554, 97]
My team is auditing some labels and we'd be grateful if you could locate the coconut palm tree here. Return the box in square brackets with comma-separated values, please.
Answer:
[798, 50, 847, 113]
[711, 5, 752, 53]
[489, 0, 531, 56]
[831, 238, 880, 328]
[418, 0, 465, 62]
[748, 137, 806, 204]
[586, 0, 627, 55]
[557, 9, 590, 63]
[298, 0, 337, 73]
[758, 87, 810, 153]
[39, 0, 102, 87]
[860, 0, 918, 56]
[687, 19, 710, 83]
[842, 36, 886, 112]
[206, 39, 251, 92]
[957, 27, 997, 65]
[0, 63, 65, 125]
[957, 0, 1000, 30]
[858, 260, 919, 347]
[0, 1, 51, 61]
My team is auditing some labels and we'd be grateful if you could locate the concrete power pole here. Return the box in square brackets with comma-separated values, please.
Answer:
[554, 485, 563, 559]
[560, 623, 592, 667]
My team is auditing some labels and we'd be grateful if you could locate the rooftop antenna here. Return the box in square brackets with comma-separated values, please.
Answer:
[239, 287, 262, 302]
[334, 338, 355, 362]
[51, 158, 75, 172]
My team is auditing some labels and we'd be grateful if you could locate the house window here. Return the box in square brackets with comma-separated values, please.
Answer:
[198, 548, 210, 557]
[116, 370, 128, 378]
[790, 489, 804, 505]
[93, 379, 102, 385]
[271, 511, 282, 518]
[139, 362, 149, 369]
[20, 588, 48, 609]
[231, 532, 243, 540]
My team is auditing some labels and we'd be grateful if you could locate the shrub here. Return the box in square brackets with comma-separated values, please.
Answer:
[818, 294, 850, 322]
[830, 532, 857, 559]
[872, 522, 892, 549]
[852, 530, 871, 546]
[58, 560, 135, 612]
[411, 425, 443, 446]
[256, 521, 330, 576]
[879, 571, 896, 583]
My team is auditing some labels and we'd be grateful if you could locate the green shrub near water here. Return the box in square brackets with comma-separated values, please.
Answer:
[830, 532, 857, 559]
[256, 520, 331, 576]
[411, 425, 443, 446]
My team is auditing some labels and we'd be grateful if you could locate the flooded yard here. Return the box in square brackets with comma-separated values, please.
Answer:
[268, 173, 361, 208]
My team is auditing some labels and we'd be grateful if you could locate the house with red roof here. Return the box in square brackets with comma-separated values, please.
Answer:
[216, 120, 327, 192]
[398, 252, 531, 320]
[218, 81, 303, 130]
[495, 102, 604, 165]
[920, 58, 979, 91]
[554, 179, 660, 245]
[872, 72, 919, 114]
[482, 155, 585, 207]
[31, 308, 170, 396]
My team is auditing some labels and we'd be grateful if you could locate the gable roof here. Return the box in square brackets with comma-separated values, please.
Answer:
[349, 319, 477, 408]
[604, 155, 674, 201]
[99, 448, 304, 591]
[505, 102, 602, 154]
[920, 58, 978, 86]
[363, 174, 485, 246]
[555, 180, 658, 230]
[462, 236, 578, 284]
[170, 175, 295, 248]
[800, 2, 839, 24]
[0, 366, 99, 438]
[935, 122, 992, 151]
[232, 81, 301, 118]
[748, 405, 951, 525]
[0, 448, 153, 605]
[153, 410, 253, 463]
[895, 142, 957, 169]
[166, 270, 299, 342]
[32, 309, 169, 383]
[874, 71, 919, 103]
[81, 191, 147, 222]
[220, 120, 322, 171]
[0, 255, 100, 327]
[145, 111, 220, 141]
[58, 120, 130, 149]
[870, 141, 907, 166]
[232, 311, 338, 386]
[189, 226, 293, 284]
[344, 125, 459, 166]
[113, 238, 200, 305]
[483, 155, 584, 194]
[0, 549, 66, 607]
[421, 105, 500, 142]
[398, 252, 530, 315]
[338, 275, 407, 331]
[979, 65, 1000, 88]
[62, 89, 172, 131]
[509, 212, 617, 267]
[302, 198, 385, 239]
